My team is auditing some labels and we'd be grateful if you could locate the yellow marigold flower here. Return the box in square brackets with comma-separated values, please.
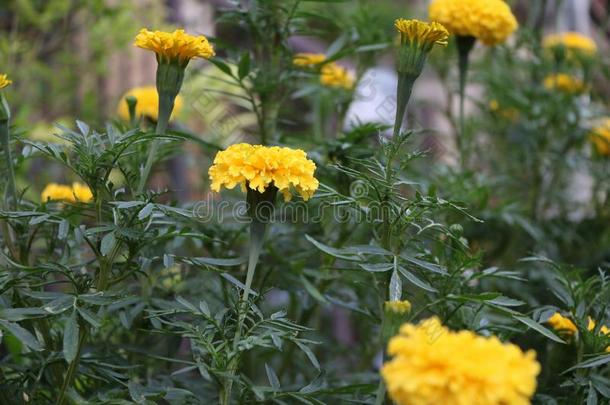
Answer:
[429, 0, 518, 46]
[320, 63, 355, 90]
[382, 317, 540, 405]
[489, 99, 519, 121]
[589, 119, 610, 156]
[41, 183, 75, 203]
[543, 32, 597, 56]
[134, 28, 215, 65]
[384, 300, 412, 315]
[394, 19, 449, 49]
[117, 86, 184, 122]
[0, 74, 12, 89]
[546, 312, 578, 334]
[293, 53, 327, 67]
[543, 73, 586, 94]
[72, 182, 93, 202]
[208, 143, 319, 202]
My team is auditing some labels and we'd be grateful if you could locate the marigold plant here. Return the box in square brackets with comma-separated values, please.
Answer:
[134, 28, 215, 65]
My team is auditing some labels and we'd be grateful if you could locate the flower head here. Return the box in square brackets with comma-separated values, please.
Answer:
[381, 317, 540, 405]
[41, 184, 74, 203]
[0, 74, 12, 89]
[72, 182, 94, 202]
[41, 182, 93, 203]
[209, 143, 319, 201]
[543, 73, 586, 94]
[429, 0, 518, 45]
[543, 32, 597, 57]
[384, 300, 412, 315]
[546, 312, 578, 335]
[135, 28, 215, 65]
[589, 119, 610, 156]
[293, 53, 327, 68]
[320, 63, 355, 90]
[117, 86, 184, 122]
[395, 19, 449, 49]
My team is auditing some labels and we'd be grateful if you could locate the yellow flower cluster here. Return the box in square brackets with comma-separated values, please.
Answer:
[429, 0, 518, 45]
[0, 74, 11, 89]
[547, 312, 610, 352]
[135, 29, 215, 64]
[547, 312, 610, 336]
[320, 63, 355, 90]
[41, 182, 93, 203]
[543, 73, 586, 94]
[394, 19, 449, 49]
[117, 86, 184, 122]
[293, 53, 327, 67]
[209, 143, 319, 201]
[489, 99, 519, 121]
[543, 32, 597, 56]
[384, 300, 412, 315]
[382, 317, 540, 405]
[589, 119, 610, 156]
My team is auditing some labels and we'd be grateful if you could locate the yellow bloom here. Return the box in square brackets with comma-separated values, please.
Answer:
[72, 182, 93, 202]
[394, 19, 449, 48]
[543, 73, 586, 94]
[0, 74, 12, 89]
[41, 183, 75, 203]
[293, 53, 327, 67]
[384, 300, 412, 315]
[489, 99, 519, 121]
[382, 317, 540, 405]
[41, 182, 93, 203]
[208, 143, 319, 202]
[589, 119, 610, 156]
[134, 28, 215, 65]
[320, 63, 355, 90]
[543, 32, 597, 57]
[429, 0, 518, 46]
[117, 86, 184, 122]
[546, 312, 577, 334]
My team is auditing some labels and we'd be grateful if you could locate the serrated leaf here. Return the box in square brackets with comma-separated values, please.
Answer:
[138, 203, 154, 220]
[514, 316, 566, 344]
[100, 232, 116, 256]
[565, 355, 610, 372]
[265, 363, 280, 390]
[397, 266, 437, 292]
[295, 341, 320, 370]
[0, 320, 42, 351]
[63, 311, 79, 363]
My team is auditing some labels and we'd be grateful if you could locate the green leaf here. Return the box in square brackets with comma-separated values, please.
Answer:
[305, 235, 359, 261]
[514, 316, 566, 344]
[301, 276, 328, 304]
[358, 263, 393, 272]
[0, 320, 42, 351]
[565, 355, 610, 372]
[295, 341, 320, 370]
[138, 203, 154, 220]
[77, 307, 101, 328]
[265, 363, 280, 390]
[238, 52, 251, 80]
[100, 232, 116, 256]
[63, 311, 80, 363]
[397, 266, 437, 292]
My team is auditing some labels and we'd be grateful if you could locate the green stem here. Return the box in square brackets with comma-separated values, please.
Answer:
[136, 107, 170, 195]
[456, 36, 476, 170]
[1, 116, 16, 208]
[392, 74, 416, 138]
[55, 328, 88, 405]
[223, 212, 269, 404]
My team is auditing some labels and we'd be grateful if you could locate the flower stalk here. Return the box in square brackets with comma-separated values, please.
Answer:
[0, 94, 16, 209]
[456, 35, 476, 169]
